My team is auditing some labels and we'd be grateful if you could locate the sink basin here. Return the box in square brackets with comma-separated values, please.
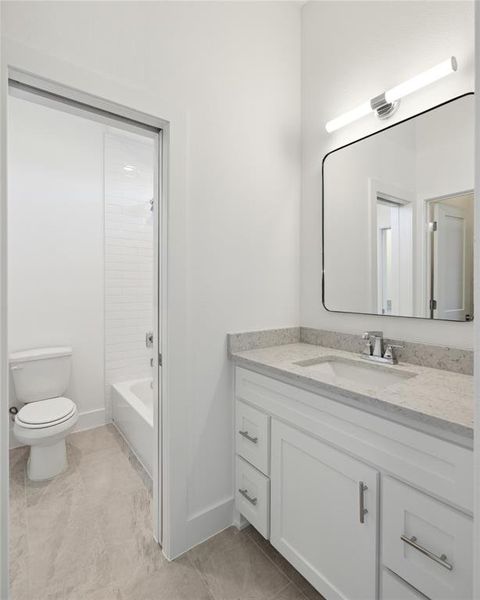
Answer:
[293, 356, 416, 389]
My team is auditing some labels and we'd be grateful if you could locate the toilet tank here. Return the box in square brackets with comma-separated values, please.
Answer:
[9, 347, 72, 403]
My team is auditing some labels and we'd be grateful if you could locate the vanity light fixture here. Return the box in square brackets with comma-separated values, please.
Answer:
[325, 57, 458, 133]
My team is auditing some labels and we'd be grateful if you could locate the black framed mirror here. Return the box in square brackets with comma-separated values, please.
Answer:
[322, 93, 474, 322]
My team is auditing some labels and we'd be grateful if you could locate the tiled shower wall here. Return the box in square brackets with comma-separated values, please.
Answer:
[104, 131, 155, 416]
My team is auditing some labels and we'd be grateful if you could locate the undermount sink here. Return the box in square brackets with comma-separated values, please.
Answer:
[293, 356, 417, 389]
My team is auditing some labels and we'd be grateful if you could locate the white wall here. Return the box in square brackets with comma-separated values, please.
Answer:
[302, 0, 474, 349]
[2, 1, 302, 556]
[415, 97, 474, 200]
[104, 131, 155, 417]
[8, 96, 106, 426]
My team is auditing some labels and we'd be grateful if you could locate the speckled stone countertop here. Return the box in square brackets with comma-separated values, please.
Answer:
[230, 343, 474, 446]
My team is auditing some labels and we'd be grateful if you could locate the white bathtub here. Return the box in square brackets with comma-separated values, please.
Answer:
[111, 378, 153, 476]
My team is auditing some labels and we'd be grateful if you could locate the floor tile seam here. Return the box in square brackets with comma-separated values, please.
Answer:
[270, 581, 294, 600]
[186, 531, 293, 600]
[184, 549, 219, 600]
[24, 486, 90, 511]
[72, 448, 132, 466]
[246, 532, 298, 588]
[76, 484, 150, 506]
[75, 464, 146, 488]
[21, 473, 33, 600]
[265, 576, 307, 600]
[76, 462, 144, 483]
[24, 513, 107, 557]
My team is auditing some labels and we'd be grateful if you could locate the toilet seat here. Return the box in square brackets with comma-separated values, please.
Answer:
[16, 397, 76, 429]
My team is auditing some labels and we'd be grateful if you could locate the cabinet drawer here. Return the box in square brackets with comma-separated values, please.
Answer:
[382, 568, 429, 599]
[382, 477, 472, 600]
[235, 455, 270, 538]
[235, 400, 270, 475]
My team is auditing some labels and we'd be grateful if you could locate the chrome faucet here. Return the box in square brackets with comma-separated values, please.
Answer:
[361, 331, 403, 365]
[362, 331, 383, 357]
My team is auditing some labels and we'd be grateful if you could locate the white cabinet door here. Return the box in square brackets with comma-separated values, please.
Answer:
[270, 420, 379, 600]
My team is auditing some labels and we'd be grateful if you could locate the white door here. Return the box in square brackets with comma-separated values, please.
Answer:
[377, 202, 400, 315]
[375, 198, 413, 316]
[270, 420, 379, 600]
[433, 203, 468, 320]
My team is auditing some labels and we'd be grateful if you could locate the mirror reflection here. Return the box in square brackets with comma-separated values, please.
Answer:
[323, 94, 474, 321]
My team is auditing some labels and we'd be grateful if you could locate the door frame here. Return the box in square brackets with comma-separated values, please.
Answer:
[1, 68, 170, 575]
[368, 178, 415, 315]
[475, 9, 480, 599]
[421, 190, 474, 320]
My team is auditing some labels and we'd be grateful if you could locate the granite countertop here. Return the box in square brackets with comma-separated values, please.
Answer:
[230, 343, 474, 444]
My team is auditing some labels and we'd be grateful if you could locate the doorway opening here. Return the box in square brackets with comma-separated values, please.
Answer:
[6, 74, 167, 598]
[371, 189, 414, 317]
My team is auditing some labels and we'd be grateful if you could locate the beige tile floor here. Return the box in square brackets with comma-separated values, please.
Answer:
[10, 425, 324, 600]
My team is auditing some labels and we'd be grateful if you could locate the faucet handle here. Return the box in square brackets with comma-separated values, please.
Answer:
[361, 334, 373, 355]
[384, 344, 403, 363]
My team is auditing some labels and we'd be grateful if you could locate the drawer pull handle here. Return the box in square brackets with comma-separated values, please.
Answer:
[400, 535, 453, 571]
[359, 481, 368, 524]
[239, 488, 258, 505]
[239, 430, 258, 444]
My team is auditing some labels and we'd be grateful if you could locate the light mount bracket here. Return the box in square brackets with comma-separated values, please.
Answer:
[370, 92, 400, 121]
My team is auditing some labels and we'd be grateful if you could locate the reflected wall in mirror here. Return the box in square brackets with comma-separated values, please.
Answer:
[323, 94, 474, 321]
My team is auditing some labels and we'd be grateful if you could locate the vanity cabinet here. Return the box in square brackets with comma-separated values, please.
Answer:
[234, 366, 473, 600]
[270, 420, 378, 600]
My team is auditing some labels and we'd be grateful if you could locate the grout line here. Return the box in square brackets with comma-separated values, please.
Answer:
[245, 528, 311, 600]
[184, 551, 216, 600]
[17, 450, 31, 599]
[184, 528, 298, 600]
[270, 581, 295, 600]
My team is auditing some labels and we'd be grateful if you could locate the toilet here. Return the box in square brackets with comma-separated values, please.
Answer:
[10, 346, 78, 481]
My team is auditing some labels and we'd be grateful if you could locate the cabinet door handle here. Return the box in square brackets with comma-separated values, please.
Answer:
[239, 430, 258, 444]
[238, 488, 258, 505]
[359, 481, 368, 523]
[401, 535, 453, 571]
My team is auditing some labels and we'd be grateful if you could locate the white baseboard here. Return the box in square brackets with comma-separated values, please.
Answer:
[72, 407, 107, 433]
[233, 509, 250, 531]
[9, 407, 107, 449]
[186, 496, 234, 551]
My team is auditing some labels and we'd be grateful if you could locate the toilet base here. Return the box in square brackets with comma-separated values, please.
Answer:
[27, 439, 67, 481]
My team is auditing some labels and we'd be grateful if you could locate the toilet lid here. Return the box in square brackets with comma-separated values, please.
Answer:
[17, 397, 76, 427]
